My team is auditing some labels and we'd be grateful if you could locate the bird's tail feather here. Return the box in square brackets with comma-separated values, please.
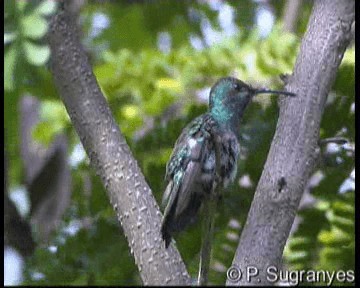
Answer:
[161, 180, 179, 248]
[161, 182, 202, 248]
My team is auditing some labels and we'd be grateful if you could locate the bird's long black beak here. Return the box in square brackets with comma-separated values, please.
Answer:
[254, 88, 296, 97]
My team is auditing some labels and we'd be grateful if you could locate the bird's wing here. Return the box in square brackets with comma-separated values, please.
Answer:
[219, 131, 240, 187]
[161, 115, 213, 245]
[163, 115, 208, 204]
[164, 115, 207, 181]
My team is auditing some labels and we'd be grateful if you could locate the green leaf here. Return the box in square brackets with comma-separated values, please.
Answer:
[32, 100, 70, 144]
[155, 77, 183, 93]
[32, 121, 64, 145]
[93, 63, 117, 85]
[16, 0, 28, 12]
[21, 14, 48, 39]
[121, 104, 140, 120]
[23, 41, 50, 66]
[35, 0, 58, 16]
[4, 32, 17, 45]
[318, 227, 352, 246]
[286, 251, 310, 262]
[4, 46, 17, 91]
[331, 216, 354, 235]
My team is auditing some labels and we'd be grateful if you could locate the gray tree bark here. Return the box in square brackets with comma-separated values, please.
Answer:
[48, 3, 191, 286]
[226, 0, 354, 285]
[20, 96, 71, 243]
[282, 0, 303, 33]
[4, 152, 35, 257]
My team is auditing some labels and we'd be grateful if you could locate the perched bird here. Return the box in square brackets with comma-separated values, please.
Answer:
[161, 77, 295, 248]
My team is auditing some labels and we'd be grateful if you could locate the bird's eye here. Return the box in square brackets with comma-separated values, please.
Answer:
[234, 83, 247, 93]
[234, 83, 241, 91]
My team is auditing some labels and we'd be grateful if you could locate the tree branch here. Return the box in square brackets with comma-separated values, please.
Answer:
[4, 152, 35, 257]
[227, 0, 354, 285]
[282, 0, 303, 33]
[20, 96, 71, 243]
[48, 4, 190, 285]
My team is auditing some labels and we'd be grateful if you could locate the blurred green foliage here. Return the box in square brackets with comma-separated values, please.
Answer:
[4, 0, 354, 285]
[284, 191, 354, 285]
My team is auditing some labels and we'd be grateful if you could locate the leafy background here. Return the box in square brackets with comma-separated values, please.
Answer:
[4, 0, 354, 285]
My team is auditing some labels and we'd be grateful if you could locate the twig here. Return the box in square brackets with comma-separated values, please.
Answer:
[279, 73, 291, 85]
[319, 137, 348, 146]
[198, 197, 216, 285]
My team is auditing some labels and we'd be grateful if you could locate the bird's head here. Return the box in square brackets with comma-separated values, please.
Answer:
[209, 77, 254, 115]
[209, 77, 295, 128]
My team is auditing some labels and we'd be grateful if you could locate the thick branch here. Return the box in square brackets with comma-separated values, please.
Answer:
[48, 5, 190, 286]
[227, 0, 354, 286]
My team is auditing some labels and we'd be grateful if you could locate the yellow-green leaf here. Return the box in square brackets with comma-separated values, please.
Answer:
[4, 46, 17, 91]
[21, 14, 48, 39]
[23, 41, 50, 66]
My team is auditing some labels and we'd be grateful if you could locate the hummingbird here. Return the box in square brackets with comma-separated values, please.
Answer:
[161, 77, 295, 248]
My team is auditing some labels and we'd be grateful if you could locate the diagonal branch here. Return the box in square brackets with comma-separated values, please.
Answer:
[227, 0, 354, 285]
[20, 96, 71, 243]
[4, 152, 36, 258]
[48, 3, 190, 285]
